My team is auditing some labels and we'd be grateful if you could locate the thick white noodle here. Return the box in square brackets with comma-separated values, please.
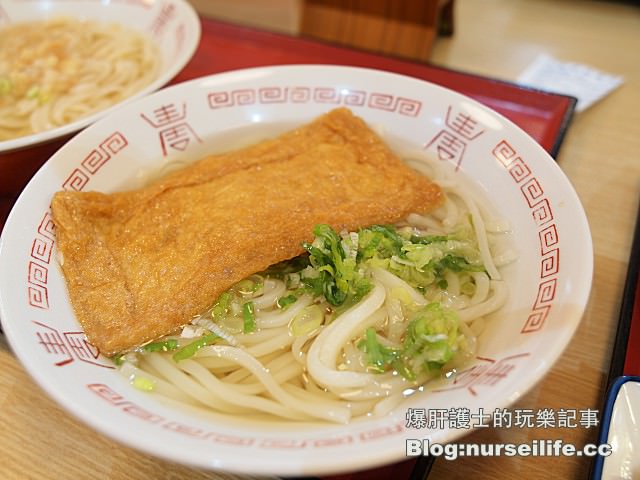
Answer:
[335, 371, 432, 401]
[444, 270, 461, 297]
[373, 393, 407, 417]
[406, 212, 443, 231]
[291, 328, 321, 365]
[470, 272, 491, 306]
[370, 267, 427, 305]
[221, 351, 296, 386]
[252, 278, 287, 310]
[447, 188, 501, 280]
[143, 354, 256, 415]
[190, 346, 352, 423]
[307, 283, 386, 389]
[219, 363, 303, 395]
[175, 358, 311, 421]
[245, 329, 294, 357]
[458, 280, 508, 323]
[256, 294, 313, 328]
[233, 327, 283, 345]
[384, 296, 407, 344]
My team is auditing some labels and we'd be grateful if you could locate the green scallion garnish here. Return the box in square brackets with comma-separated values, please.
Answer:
[242, 301, 256, 333]
[276, 294, 298, 309]
[143, 339, 179, 352]
[172, 333, 218, 362]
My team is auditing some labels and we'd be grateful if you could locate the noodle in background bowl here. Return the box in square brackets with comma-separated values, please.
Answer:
[0, 0, 201, 194]
[0, 66, 593, 476]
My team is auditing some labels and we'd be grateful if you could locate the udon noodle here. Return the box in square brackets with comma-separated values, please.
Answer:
[0, 16, 161, 141]
[118, 153, 514, 424]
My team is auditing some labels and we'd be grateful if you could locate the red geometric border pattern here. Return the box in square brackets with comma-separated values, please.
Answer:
[163, 423, 256, 446]
[290, 87, 310, 103]
[508, 157, 531, 183]
[534, 279, 557, 308]
[62, 168, 90, 191]
[37, 211, 56, 239]
[492, 140, 517, 166]
[31, 132, 128, 310]
[27, 211, 55, 310]
[207, 86, 422, 117]
[524, 306, 550, 333]
[491, 140, 560, 333]
[520, 177, 544, 208]
[539, 224, 559, 255]
[541, 248, 560, 278]
[532, 198, 554, 227]
[87, 382, 409, 448]
[28, 261, 48, 285]
[62, 132, 128, 191]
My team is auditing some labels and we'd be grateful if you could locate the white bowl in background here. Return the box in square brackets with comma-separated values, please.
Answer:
[0, 0, 201, 153]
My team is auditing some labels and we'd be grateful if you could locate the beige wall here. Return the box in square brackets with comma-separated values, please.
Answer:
[187, 0, 301, 34]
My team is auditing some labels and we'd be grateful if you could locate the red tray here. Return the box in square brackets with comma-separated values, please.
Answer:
[0, 17, 575, 234]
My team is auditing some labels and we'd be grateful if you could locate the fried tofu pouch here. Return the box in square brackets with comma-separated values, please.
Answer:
[51, 108, 443, 355]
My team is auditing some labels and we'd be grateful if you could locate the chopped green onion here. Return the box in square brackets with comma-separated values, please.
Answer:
[132, 376, 155, 392]
[436, 254, 484, 273]
[276, 294, 298, 309]
[26, 85, 40, 99]
[37, 91, 51, 105]
[357, 224, 405, 262]
[358, 327, 399, 374]
[242, 301, 256, 333]
[211, 291, 232, 318]
[289, 304, 323, 336]
[143, 339, 179, 352]
[460, 279, 476, 296]
[410, 234, 449, 245]
[0, 77, 11, 95]
[390, 287, 413, 305]
[301, 224, 371, 306]
[284, 272, 301, 289]
[112, 354, 126, 366]
[172, 333, 218, 362]
[403, 302, 460, 369]
[235, 277, 263, 296]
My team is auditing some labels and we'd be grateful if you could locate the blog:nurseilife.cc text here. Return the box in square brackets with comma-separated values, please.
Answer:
[406, 439, 612, 461]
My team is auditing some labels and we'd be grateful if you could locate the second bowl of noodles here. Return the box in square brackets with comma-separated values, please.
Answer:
[0, 0, 200, 157]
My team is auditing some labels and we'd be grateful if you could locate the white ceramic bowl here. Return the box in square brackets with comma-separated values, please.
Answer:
[0, 0, 201, 153]
[0, 65, 593, 476]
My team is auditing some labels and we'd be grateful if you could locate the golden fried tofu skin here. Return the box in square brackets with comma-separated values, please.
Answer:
[51, 108, 443, 355]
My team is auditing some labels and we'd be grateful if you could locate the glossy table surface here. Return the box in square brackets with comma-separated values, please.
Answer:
[1, 1, 639, 479]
